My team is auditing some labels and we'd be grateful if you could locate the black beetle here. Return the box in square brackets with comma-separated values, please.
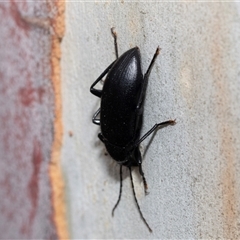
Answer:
[90, 28, 175, 232]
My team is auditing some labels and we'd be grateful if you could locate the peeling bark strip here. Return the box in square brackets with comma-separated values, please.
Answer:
[49, 1, 69, 239]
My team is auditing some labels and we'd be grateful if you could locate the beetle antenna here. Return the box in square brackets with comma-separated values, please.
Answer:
[129, 167, 152, 233]
[111, 27, 119, 59]
[112, 164, 123, 216]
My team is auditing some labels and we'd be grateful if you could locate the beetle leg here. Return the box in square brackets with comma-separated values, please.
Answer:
[145, 47, 160, 79]
[92, 108, 101, 125]
[135, 148, 149, 195]
[98, 133, 105, 143]
[139, 164, 149, 195]
[90, 61, 115, 98]
[135, 119, 176, 146]
[111, 27, 119, 59]
[136, 47, 160, 110]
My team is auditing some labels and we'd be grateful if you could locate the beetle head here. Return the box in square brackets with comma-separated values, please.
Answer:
[104, 142, 140, 167]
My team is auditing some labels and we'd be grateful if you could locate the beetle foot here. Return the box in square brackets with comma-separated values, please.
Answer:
[143, 182, 149, 195]
[170, 119, 177, 125]
[111, 27, 117, 37]
[145, 190, 150, 196]
[156, 46, 161, 55]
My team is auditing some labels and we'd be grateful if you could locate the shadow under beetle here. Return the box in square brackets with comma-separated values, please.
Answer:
[90, 28, 175, 232]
